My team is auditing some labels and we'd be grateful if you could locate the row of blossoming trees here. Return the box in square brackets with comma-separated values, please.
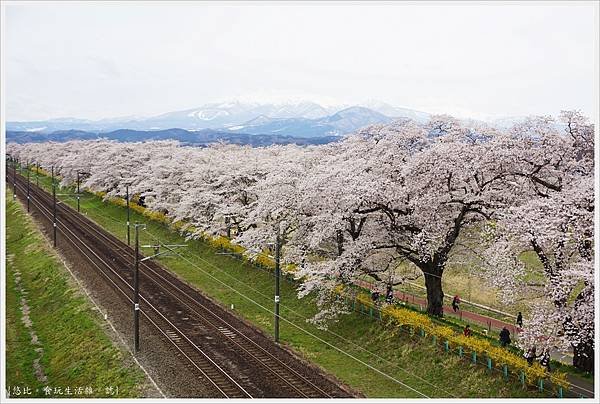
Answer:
[7, 111, 594, 372]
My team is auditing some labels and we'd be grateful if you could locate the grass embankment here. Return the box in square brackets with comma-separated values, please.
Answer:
[20, 172, 551, 398]
[5, 190, 145, 398]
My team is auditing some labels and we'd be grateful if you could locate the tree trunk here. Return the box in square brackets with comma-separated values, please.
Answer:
[336, 230, 344, 256]
[573, 339, 594, 373]
[424, 271, 444, 316]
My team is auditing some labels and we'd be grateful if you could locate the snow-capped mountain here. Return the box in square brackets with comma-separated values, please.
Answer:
[320, 106, 393, 132]
[145, 100, 336, 130]
[225, 106, 394, 137]
[227, 116, 334, 137]
[359, 100, 431, 123]
[6, 100, 427, 136]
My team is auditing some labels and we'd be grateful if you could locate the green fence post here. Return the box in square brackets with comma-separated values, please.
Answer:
[444, 341, 449, 352]
[558, 386, 563, 398]
[538, 379, 543, 392]
[420, 328, 425, 337]
[458, 346, 463, 357]
[487, 357, 492, 371]
[502, 364, 508, 380]
[432, 335, 437, 345]
[520, 371, 525, 389]
[369, 307, 373, 317]
[471, 351, 477, 364]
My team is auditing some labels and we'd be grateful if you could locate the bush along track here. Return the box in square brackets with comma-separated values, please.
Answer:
[9, 172, 574, 398]
[5, 190, 147, 398]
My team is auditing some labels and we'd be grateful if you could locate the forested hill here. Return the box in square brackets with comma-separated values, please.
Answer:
[5, 128, 340, 147]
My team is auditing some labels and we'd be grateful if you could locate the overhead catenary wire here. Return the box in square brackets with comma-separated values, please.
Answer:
[34, 185, 330, 397]
[9, 183, 252, 398]
[140, 228, 430, 398]
[44, 181, 452, 395]
[18, 173, 581, 396]
[140, 223, 580, 398]
[41, 177, 543, 398]
[45, 186, 450, 395]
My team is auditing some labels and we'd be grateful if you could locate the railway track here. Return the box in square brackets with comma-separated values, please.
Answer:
[9, 174, 252, 398]
[9, 173, 345, 398]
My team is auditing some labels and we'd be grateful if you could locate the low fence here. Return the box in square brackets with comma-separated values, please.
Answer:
[350, 297, 580, 398]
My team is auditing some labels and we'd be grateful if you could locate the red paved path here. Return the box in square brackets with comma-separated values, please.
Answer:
[355, 280, 595, 397]
[355, 279, 521, 336]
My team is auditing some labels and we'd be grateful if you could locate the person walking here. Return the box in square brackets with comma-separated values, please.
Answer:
[499, 326, 511, 347]
[452, 295, 460, 312]
[516, 311, 523, 328]
[463, 324, 472, 337]
[539, 349, 551, 372]
[371, 290, 380, 304]
[385, 284, 394, 304]
[524, 346, 537, 365]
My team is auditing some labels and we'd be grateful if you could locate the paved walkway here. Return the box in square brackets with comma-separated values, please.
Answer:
[356, 279, 520, 335]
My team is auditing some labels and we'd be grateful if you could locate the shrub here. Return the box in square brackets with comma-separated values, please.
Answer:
[373, 298, 569, 389]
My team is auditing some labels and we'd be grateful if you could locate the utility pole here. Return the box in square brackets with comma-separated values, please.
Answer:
[126, 186, 131, 246]
[76, 171, 81, 212]
[36, 162, 39, 187]
[13, 157, 17, 199]
[133, 222, 144, 352]
[274, 232, 281, 343]
[26, 161, 30, 212]
[52, 166, 57, 247]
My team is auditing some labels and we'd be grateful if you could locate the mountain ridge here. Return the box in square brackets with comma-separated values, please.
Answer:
[6, 101, 431, 136]
[5, 128, 341, 147]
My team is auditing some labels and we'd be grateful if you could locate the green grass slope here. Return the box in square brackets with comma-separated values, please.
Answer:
[5, 190, 146, 398]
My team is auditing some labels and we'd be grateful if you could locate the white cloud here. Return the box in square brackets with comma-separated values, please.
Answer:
[3, 1, 597, 121]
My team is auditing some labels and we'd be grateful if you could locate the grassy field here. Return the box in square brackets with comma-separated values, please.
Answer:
[15, 171, 553, 398]
[5, 190, 146, 398]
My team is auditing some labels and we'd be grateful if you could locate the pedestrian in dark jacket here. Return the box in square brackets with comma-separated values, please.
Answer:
[385, 284, 394, 304]
[452, 295, 460, 312]
[539, 349, 551, 372]
[524, 347, 537, 365]
[516, 312, 523, 328]
[463, 324, 472, 337]
[499, 326, 511, 347]
[371, 291, 380, 303]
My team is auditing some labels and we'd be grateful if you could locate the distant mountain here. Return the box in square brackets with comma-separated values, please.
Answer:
[6, 100, 428, 136]
[226, 116, 336, 137]
[319, 106, 393, 133]
[5, 128, 340, 147]
[6, 129, 102, 143]
[224, 106, 395, 137]
[359, 100, 431, 123]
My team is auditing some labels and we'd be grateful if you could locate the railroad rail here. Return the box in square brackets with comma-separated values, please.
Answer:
[10, 173, 343, 398]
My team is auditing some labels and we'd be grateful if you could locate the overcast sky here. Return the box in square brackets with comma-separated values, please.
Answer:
[3, 1, 598, 121]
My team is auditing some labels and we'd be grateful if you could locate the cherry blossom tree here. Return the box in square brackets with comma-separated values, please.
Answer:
[480, 110, 595, 372]
[7, 111, 594, 350]
[290, 118, 521, 316]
